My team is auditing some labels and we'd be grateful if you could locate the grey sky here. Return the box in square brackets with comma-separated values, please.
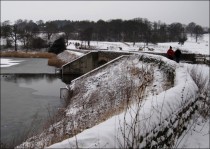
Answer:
[1, 1, 209, 27]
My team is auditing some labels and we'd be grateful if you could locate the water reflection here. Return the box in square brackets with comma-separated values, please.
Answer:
[2, 74, 80, 84]
[2, 74, 59, 84]
[0, 74, 67, 146]
[61, 74, 80, 84]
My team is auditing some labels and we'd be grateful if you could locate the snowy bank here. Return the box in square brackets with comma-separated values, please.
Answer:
[57, 50, 84, 63]
[47, 54, 199, 148]
[15, 33, 209, 148]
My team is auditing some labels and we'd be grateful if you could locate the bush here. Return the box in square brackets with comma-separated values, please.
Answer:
[48, 56, 66, 68]
[0, 51, 56, 58]
[48, 37, 66, 54]
[178, 36, 187, 45]
[30, 37, 48, 49]
[4, 39, 13, 48]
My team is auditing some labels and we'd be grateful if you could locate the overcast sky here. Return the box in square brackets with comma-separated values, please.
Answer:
[1, 1, 209, 27]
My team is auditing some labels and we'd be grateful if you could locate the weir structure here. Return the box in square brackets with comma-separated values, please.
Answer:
[61, 51, 131, 75]
[59, 50, 209, 81]
[59, 50, 209, 97]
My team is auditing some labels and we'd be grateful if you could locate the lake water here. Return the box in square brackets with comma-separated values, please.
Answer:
[0, 58, 76, 146]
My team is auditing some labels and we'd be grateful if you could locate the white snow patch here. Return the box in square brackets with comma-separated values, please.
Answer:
[57, 50, 84, 63]
[176, 117, 209, 148]
[0, 58, 23, 67]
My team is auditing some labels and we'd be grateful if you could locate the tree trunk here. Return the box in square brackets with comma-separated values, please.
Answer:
[133, 31, 135, 46]
[48, 33, 52, 40]
[65, 35, 69, 46]
[23, 40, 26, 48]
[196, 35, 198, 43]
[133, 41, 135, 47]
[26, 36, 29, 52]
[14, 33, 17, 51]
[14, 41, 17, 51]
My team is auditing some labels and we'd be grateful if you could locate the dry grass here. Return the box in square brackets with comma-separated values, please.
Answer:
[0, 51, 67, 68]
[48, 57, 66, 68]
[0, 51, 56, 58]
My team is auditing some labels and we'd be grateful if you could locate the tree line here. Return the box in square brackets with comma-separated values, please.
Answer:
[1, 18, 209, 51]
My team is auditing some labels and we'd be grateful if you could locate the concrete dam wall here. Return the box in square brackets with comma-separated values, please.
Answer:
[61, 51, 131, 75]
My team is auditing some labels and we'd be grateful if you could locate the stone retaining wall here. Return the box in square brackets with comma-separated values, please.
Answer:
[140, 97, 199, 148]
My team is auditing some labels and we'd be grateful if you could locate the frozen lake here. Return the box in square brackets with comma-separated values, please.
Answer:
[1, 58, 56, 74]
[0, 58, 72, 146]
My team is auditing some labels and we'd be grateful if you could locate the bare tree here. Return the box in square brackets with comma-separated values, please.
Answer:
[186, 22, 196, 37]
[193, 25, 204, 43]
[80, 27, 93, 48]
[1, 20, 13, 48]
[17, 20, 39, 51]
[61, 23, 75, 46]
[45, 21, 58, 40]
[1, 20, 19, 51]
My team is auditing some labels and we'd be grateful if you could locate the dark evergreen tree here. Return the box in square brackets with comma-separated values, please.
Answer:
[30, 37, 47, 49]
[48, 37, 66, 54]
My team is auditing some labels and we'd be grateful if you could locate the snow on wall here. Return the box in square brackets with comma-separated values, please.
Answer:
[47, 54, 199, 148]
[57, 50, 83, 63]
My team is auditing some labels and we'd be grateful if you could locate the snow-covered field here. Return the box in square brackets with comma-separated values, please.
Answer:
[1, 33, 209, 68]
[67, 34, 209, 55]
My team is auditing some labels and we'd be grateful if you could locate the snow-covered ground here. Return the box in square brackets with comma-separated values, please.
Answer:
[1, 33, 208, 68]
[176, 117, 209, 148]
[57, 50, 83, 63]
[46, 34, 209, 148]
[17, 58, 209, 148]
[47, 59, 209, 148]
[67, 34, 209, 55]
[2, 33, 209, 148]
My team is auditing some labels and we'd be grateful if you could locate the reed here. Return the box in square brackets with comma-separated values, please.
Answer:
[48, 57, 66, 68]
[0, 51, 68, 67]
[0, 51, 56, 58]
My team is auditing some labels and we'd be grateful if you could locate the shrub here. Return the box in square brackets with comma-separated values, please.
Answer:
[0, 51, 56, 58]
[178, 36, 187, 45]
[48, 56, 66, 68]
[48, 37, 66, 54]
[30, 37, 48, 49]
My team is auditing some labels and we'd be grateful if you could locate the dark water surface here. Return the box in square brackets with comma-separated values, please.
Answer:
[0, 58, 74, 146]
